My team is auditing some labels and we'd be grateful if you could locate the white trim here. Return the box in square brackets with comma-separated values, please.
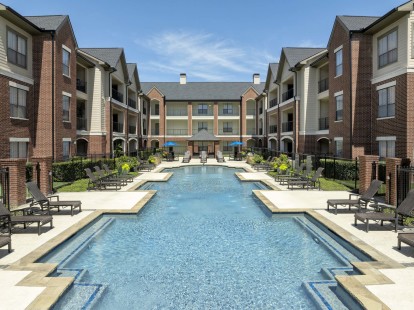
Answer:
[62, 138, 72, 142]
[62, 44, 72, 53]
[9, 137, 29, 142]
[8, 81, 29, 91]
[10, 117, 29, 121]
[377, 116, 395, 121]
[376, 81, 396, 91]
[62, 91, 72, 98]
[334, 137, 343, 141]
[376, 136, 396, 141]
[281, 136, 293, 141]
[0, 69, 34, 85]
[334, 45, 343, 53]
[334, 90, 343, 97]
[371, 68, 414, 85]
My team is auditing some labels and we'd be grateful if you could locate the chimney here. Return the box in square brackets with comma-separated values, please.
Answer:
[253, 73, 260, 84]
[180, 73, 187, 85]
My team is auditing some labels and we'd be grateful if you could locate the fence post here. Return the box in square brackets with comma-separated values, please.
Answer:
[371, 161, 377, 180]
[358, 155, 379, 194]
[385, 158, 402, 206]
[36, 162, 41, 187]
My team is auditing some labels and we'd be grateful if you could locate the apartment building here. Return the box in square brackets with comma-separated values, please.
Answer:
[0, 4, 78, 162]
[141, 74, 264, 155]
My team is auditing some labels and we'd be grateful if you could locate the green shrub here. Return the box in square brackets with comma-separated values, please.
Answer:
[115, 156, 138, 172]
[319, 159, 357, 180]
[252, 154, 264, 164]
[52, 158, 116, 182]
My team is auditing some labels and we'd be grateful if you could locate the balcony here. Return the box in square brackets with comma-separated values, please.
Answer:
[269, 125, 277, 134]
[129, 125, 136, 134]
[282, 88, 294, 102]
[258, 128, 263, 135]
[319, 117, 329, 130]
[142, 107, 147, 115]
[246, 128, 255, 135]
[219, 128, 238, 135]
[167, 129, 188, 135]
[318, 78, 329, 93]
[112, 88, 123, 102]
[76, 79, 87, 93]
[282, 121, 293, 132]
[269, 98, 278, 108]
[219, 109, 239, 116]
[113, 122, 123, 133]
[151, 129, 160, 135]
[167, 109, 187, 116]
[193, 110, 213, 116]
[128, 98, 137, 109]
[77, 117, 87, 130]
[142, 129, 147, 135]
[192, 128, 213, 134]
[246, 108, 256, 116]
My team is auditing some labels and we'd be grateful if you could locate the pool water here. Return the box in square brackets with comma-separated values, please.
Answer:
[42, 166, 368, 309]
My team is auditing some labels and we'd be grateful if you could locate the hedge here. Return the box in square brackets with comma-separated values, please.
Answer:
[52, 158, 116, 182]
[319, 158, 358, 180]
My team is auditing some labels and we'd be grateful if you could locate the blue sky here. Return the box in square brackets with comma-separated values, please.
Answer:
[3, 0, 405, 82]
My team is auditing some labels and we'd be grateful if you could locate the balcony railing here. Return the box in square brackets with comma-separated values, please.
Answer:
[113, 122, 123, 133]
[192, 128, 213, 134]
[218, 129, 238, 135]
[246, 108, 256, 116]
[282, 121, 293, 132]
[142, 108, 147, 115]
[193, 110, 213, 116]
[219, 109, 239, 116]
[142, 129, 147, 135]
[151, 108, 160, 116]
[246, 128, 255, 135]
[258, 128, 263, 135]
[151, 129, 160, 135]
[167, 129, 188, 135]
[77, 117, 87, 130]
[128, 98, 137, 109]
[282, 88, 294, 102]
[129, 125, 136, 134]
[269, 125, 277, 134]
[318, 78, 329, 93]
[76, 79, 87, 93]
[167, 109, 188, 116]
[319, 117, 329, 130]
[112, 88, 123, 102]
[269, 98, 278, 108]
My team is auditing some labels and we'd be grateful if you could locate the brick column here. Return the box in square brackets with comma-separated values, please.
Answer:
[32, 157, 53, 195]
[358, 155, 379, 194]
[0, 159, 27, 208]
[385, 157, 402, 206]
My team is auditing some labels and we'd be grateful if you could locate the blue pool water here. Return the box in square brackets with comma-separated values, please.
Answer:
[42, 166, 369, 309]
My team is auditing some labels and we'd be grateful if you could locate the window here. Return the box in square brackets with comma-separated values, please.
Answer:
[335, 49, 343, 76]
[7, 29, 27, 68]
[223, 141, 232, 152]
[378, 86, 395, 118]
[10, 86, 27, 118]
[63, 141, 71, 160]
[379, 139, 395, 158]
[335, 95, 343, 121]
[62, 48, 70, 76]
[378, 29, 397, 68]
[223, 103, 233, 115]
[335, 139, 343, 157]
[198, 104, 208, 115]
[10, 141, 27, 158]
[223, 122, 232, 133]
[63, 95, 70, 121]
[198, 122, 208, 131]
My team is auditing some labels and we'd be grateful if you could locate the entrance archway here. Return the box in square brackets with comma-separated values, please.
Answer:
[76, 138, 88, 157]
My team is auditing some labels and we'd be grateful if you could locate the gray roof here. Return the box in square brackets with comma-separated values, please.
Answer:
[283, 48, 326, 68]
[80, 48, 123, 68]
[269, 63, 279, 77]
[127, 63, 136, 80]
[141, 82, 265, 100]
[188, 129, 219, 141]
[337, 16, 380, 31]
[25, 15, 67, 30]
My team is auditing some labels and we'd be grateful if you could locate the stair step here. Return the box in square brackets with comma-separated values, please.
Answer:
[53, 282, 107, 310]
[321, 267, 354, 280]
[303, 281, 349, 310]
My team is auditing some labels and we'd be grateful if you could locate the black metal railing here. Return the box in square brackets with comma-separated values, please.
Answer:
[76, 79, 87, 93]
[142, 108, 147, 115]
[151, 129, 160, 135]
[77, 117, 87, 130]
[128, 98, 137, 109]
[129, 125, 136, 134]
[219, 129, 237, 135]
[282, 88, 294, 102]
[113, 122, 123, 133]
[0, 167, 10, 210]
[168, 129, 188, 135]
[282, 121, 293, 132]
[319, 117, 329, 130]
[193, 110, 213, 116]
[167, 109, 187, 116]
[258, 128, 263, 135]
[269, 98, 278, 108]
[219, 109, 239, 116]
[246, 128, 255, 135]
[318, 78, 329, 93]
[112, 88, 123, 102]
[269, 125, 277, 133]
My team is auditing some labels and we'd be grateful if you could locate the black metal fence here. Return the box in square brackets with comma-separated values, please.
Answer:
[397, 165, 414, 205]
[0, 167, 10, 209]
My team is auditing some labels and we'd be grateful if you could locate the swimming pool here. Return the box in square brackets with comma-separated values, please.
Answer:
[41, 166, 368, 309]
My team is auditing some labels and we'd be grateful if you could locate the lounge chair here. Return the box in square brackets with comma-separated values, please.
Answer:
[274, 167, 289, 181]
[137, 158, 155, 171]
[278, 163, 306, 185]
[94, 166, 127, 186]
[0, 234, 11, 252]
[201, 151, 207, 163]
[216, 151, 225, 163]
[327, 180, 383, 215]
[398, 232, 414, 250]
[85, 168, 121, 191]
[182, 151, 191, 163]
[26, 181, 82, 216]
[354, 189, 414, 232]
[102, 164, 133, 183]
[0, 200, 53, 235]
[287, 167, 324, 190]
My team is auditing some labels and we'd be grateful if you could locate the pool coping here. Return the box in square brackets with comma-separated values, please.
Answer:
[3, 166, 405, 310]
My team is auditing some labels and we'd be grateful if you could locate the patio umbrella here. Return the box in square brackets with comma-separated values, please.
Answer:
[229, 141, 243, 147]
[163, 141, 178, 147]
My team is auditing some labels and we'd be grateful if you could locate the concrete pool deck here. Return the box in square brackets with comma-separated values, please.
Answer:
[0, 159, 413, 309]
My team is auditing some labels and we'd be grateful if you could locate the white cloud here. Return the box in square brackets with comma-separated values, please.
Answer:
[137, 30, 272, 81]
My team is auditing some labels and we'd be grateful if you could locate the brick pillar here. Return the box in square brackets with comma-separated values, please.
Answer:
[32, 157, 53, 195]
[358, 155, 379, 194]
[0, 159, 27, 208]
[386, 157, 402, 206]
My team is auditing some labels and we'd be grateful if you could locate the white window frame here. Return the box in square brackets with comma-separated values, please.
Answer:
[378, 28, 398, 68]
[9, 84, 28, 119]
[335, 48, 343, 77]
[377, 85, 395, 118]
[334, 137, 343, 158]
[335, 94, 343, 121]
[7, 28, 27, 68]
[62, 94, 71, 122]
[9, 138, 29, 159]
[62, 138, 71, 160]
[377, 136, 396, 159]
[62, 45, 71, 77]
